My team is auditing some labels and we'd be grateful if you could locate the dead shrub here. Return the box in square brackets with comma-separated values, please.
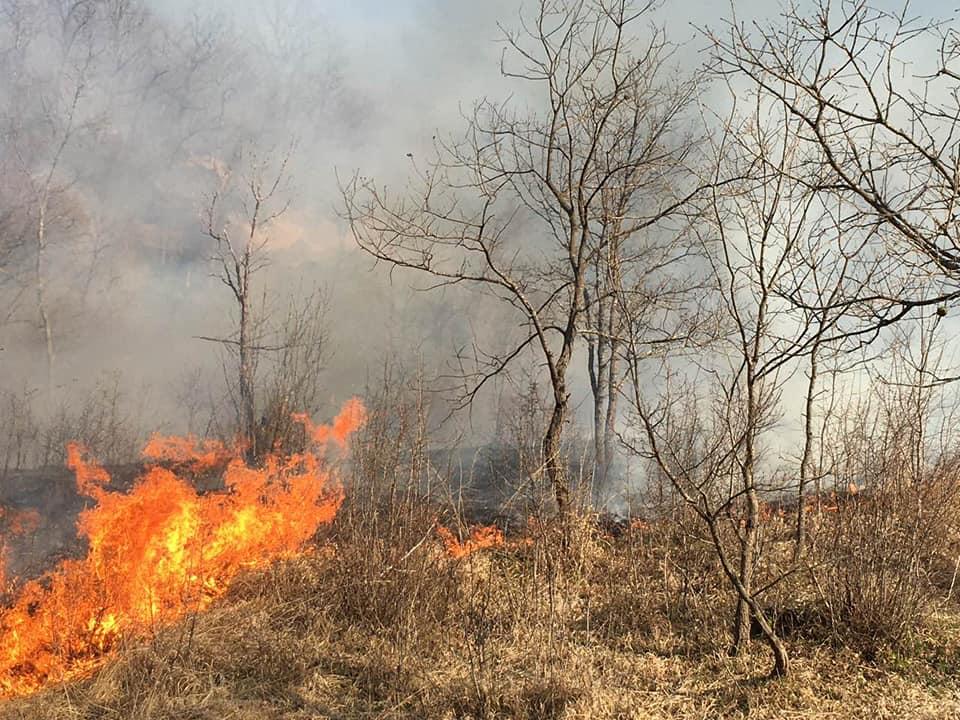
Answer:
[815, 470, 960, 652]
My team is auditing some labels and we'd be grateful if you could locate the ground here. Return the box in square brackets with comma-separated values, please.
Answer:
[4, 516, 960, 719]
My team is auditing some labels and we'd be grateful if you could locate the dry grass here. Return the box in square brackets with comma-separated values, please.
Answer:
[4, 509, 960, 720]
[4, 376, 960, 718]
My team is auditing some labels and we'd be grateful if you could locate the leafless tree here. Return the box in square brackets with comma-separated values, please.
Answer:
[622, 85, 872, 676]
[0, 0, 155, 405]
[707, 0, 960, 330]
[201, 146, 293, 459]
[342, 0, 705, 515]
[0, 0, 102, 402]
[256, 286, 330, 454]
[578, 22, 704, 491]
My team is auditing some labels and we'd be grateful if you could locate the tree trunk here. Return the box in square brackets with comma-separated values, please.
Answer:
[586, 285, 620, 497]
[602, 339, 619, 487]
[732, 366, 760, 656]
[747, 595, 790, 678]
[586, 286, 608, 495]
[544, 396, 569, 515]
[731, 483, 758, 654]
[795, 347, 818, 558]
[238, 269, 256, 461]
[707, 511, 789, 677]
[587, 337, 605, 491]
[36, 201, 55, 407]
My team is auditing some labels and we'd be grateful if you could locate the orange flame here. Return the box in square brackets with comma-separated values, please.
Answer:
[0, 398, 365, 699]
[140, 435, 235, 473]
[437, 524, 504, 559]
[294, 397, 367, 449]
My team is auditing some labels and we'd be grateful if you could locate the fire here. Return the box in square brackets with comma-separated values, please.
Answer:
[437, 524, 504, 559]
[140, 434, 235, 472]
[0, 399, 365, 699]
[294, 397, 366, 448]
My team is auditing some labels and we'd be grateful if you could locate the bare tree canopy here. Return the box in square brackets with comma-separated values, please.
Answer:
[343, 0, 706, 513]
[707, 0, 960, 327]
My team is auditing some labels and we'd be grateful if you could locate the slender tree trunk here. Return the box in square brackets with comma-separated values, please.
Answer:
[731, 480, 759, 654]
[545, 224, 586, 517]
[707, 510, 789, 677]
[586, 286, 608, 496]
[36, 201, 55, 406]
[544, 388, 569, 515]
[602, 336, 619, 487]
[238, 331, 256, 458]
[599, 239, 623, 493]
[732, 370, 760, 655]
[545, 327, 577, 516]
[795, 346, 819, 557]
[238, 263, 256, 461]
[588, 345, 606, 489]
[587, 276, 620, 496]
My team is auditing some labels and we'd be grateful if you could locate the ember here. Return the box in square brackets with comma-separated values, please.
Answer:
[437, 524, 504, 559]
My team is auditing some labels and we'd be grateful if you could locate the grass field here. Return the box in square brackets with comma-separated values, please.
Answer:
[5, 504, 960, 720]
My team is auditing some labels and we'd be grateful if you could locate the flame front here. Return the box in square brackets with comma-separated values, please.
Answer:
[437, 524, 504, 559]
[0, 399, 365, 698]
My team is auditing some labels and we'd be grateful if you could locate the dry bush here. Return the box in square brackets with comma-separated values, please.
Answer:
[813, 473, 960, 654]
[323, 499, 458, 708]
[808, 371, 960, 654]
[589, 473, 731, 655]
[0, 387, 40, 477]
[40, 375, 146, 466]
[587, 511, 729, 657]
[0, 374, 145, 474]
[253, 287, 330, 457]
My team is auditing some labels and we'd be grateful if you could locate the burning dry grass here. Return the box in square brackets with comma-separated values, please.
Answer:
[3, 389, 960, 718]
[3, 512, 960, 719]
[0, 508, 39, 594]
[0, 400, 364, 698]
[436, 524, 505, 559]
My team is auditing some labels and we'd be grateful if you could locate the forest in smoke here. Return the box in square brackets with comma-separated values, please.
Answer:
[6, 0, 960, 717]
[0, 0, 529, 453]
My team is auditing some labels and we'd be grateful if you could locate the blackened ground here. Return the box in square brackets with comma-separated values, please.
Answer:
[0, 461, 229, 586]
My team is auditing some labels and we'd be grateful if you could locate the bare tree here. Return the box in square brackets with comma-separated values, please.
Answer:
[708, 0, 960, 330]
[256, 286, 330, 455]
[622, 84, 871, 676]
[0, 0, 159, 405]
[342, 0, 703, 515]
[201, 146, 293, 459]
[579, 27, 703, 492]
[0, 0, 103, 401]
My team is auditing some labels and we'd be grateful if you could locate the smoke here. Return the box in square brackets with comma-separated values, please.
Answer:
[0, 0, 784, 465]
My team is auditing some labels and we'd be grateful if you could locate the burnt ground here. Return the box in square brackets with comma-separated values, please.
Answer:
[0, 463, 146, 584]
